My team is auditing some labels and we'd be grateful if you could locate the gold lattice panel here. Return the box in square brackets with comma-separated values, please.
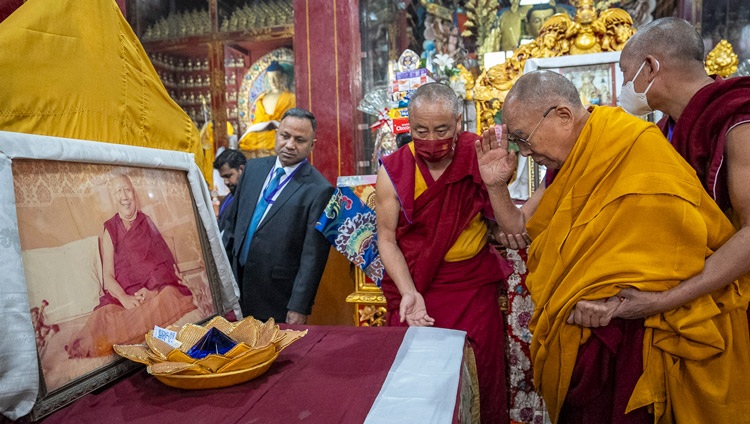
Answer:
[346, 268, 386, 326]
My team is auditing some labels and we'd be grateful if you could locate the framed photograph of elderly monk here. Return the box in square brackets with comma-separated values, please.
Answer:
[0, 131, 238, 420]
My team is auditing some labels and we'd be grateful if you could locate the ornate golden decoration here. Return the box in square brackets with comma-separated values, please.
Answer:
[705, 40, 738, 78]
[353, 266, 384, 294]
[457, 64, 476, 100]
[567, 0, 605, 54]
[462, 0, 498, 39]
[348, 267, 386, 326]
[599, 8, 635, 52]
[462, 0, 501, 67]
[358, 305, 388, 327]
[472, 1, 636, 134]
[346, 292, 387, 303]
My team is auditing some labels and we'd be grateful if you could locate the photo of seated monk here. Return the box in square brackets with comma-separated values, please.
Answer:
[66, 174, 197, 358]
[15, 160, 213, 393]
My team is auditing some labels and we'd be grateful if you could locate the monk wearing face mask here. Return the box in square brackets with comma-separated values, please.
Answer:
[375, 82, 513, 424]
[614, 18, 750, 340]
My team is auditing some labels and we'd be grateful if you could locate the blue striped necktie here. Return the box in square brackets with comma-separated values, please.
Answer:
[239, 167, 285, 266]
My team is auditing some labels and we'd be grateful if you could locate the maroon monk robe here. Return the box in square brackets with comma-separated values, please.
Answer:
[560, 319, 651, 424]
[658, 76, 750, 213]
[658, 75, 750, 349]
[67, 211, 196, 358]
[380, 132, 512, 424]
[98, 211, 191, 307]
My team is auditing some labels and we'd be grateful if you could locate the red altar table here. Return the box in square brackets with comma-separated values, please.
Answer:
[37, 325, 474, 424]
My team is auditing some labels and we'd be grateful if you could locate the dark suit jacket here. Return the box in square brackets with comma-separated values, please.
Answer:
[217, 193, 236, 256]
[225, 156, 334, 322]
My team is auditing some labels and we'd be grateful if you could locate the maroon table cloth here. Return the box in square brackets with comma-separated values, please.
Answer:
[40, 325, 408, 424]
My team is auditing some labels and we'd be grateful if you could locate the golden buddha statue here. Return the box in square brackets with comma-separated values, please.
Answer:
[599, 8, 635, 51]
[238, 61, 296, 158]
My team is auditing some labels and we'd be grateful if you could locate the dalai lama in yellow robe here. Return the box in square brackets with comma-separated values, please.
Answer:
[477, 70, 750, 423]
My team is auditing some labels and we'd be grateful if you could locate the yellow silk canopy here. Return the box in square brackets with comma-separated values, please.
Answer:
[0, 0, 212, 182]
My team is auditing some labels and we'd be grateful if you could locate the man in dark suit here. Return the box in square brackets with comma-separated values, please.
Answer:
[226, 108, 334, 324]
[213, 148, 246, 255]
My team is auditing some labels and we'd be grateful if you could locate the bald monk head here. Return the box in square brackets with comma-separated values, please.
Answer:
[619, 17, 713, 120]
[502, 70, 589, 169]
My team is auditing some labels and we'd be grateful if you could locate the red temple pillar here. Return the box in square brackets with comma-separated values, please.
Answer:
[294, 0, 362, 184]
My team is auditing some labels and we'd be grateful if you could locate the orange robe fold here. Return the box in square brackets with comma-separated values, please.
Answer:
[526, 106, 750, 423]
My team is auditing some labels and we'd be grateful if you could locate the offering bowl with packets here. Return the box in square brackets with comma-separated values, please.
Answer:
[113, 316, 306, 389]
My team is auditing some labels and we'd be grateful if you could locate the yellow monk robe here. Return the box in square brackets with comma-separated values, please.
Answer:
[409, 143, 487, 261]
[0, 0, 207, 180]
[200, 121, 236, 187]
[526, 106, 750, 423]
[239, 91, 296, 151]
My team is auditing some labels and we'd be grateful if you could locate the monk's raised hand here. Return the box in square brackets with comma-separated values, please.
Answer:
[475, 124, 517, 188]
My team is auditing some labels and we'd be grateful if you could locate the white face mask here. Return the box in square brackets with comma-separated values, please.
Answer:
[620, 59, 659, 116]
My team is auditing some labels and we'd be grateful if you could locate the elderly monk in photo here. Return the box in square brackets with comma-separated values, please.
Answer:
[476, 70, 750, 423]
[67, 174, 196, 358]
[613, 17, 750, 342]
[376, 82, 512, 423]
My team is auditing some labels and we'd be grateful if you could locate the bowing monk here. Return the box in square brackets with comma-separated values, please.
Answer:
[606, 17, 750, 332]
[67, 174, 196, 357]
[376, 82, 512, 423]
[476, 70, 750, 423]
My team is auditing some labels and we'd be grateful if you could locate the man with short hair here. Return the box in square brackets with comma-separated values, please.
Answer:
[376, 82, 511, 423]
[476, 70, 750, 423]
[225, 108, 333, 324]
[213, 148, 246, 253]
[610, 17, 750, 329]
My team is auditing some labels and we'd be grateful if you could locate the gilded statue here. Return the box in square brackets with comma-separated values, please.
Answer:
[599, 8, 635, 51]
[495, 0, 531, 52]
[525, 4, 558, 39]
[456, 64, 476, 100]
[565, 0, 606, 54]
[239, 60, 296, 157]
[472, 0, 637, 133]
[531, 14, 573, 58]
[704, 40, 739, 78]
[464, 0, 502, 66]
[594, 0, 656, 28]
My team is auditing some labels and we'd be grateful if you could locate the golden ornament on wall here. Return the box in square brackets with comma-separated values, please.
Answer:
[472, 0, 636, 134]
[704, 40, 739, 78]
